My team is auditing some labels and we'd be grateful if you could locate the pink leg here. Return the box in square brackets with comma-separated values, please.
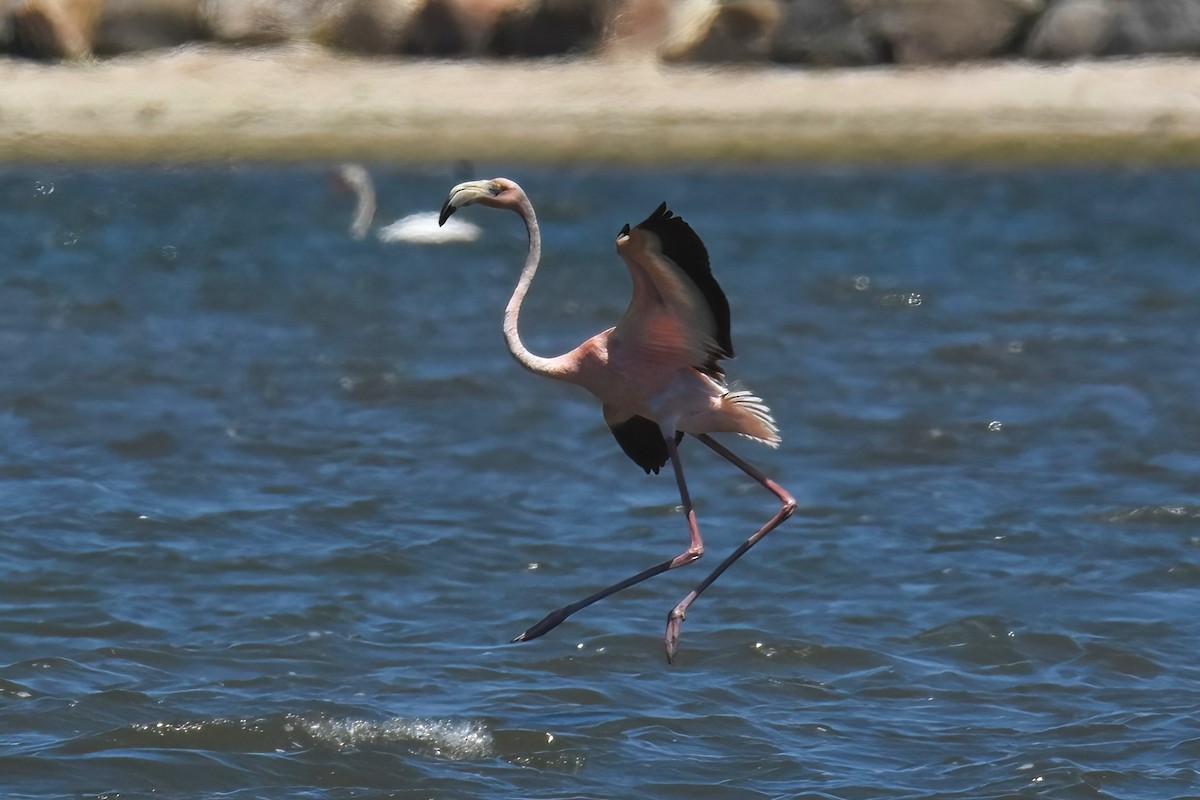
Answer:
[665, 434, 705, 568]
[663, 433, 796, 663]
[512, 435, 704, 644]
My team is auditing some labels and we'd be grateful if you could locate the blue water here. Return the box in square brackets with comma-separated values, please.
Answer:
[1, 164, 1198, 799]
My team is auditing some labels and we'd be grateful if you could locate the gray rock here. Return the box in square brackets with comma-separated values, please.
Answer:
[199, 0, 322, 43]
[604, 0, 671, 56]
[400, 0, 469, 56]
[863, 0, 1045, 64]
[1105, 0, 1200, 56]
[485, 0, 609, 56]
[94, 0, 206, 55]
[311, 0, 421, 54]
[661, 0, 782, 63]
[1024, 0, 1116, 59]
[0, 0, 101, 59]
[769, 0, 883, 66]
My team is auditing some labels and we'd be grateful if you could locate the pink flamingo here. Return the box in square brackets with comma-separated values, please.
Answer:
[439, 178, 796, 662]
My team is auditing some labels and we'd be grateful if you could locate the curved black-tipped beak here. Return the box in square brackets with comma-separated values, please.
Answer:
[440, 180, 495, 226]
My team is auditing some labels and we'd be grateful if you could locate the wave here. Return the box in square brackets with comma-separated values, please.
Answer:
[68, 713, 493, 761]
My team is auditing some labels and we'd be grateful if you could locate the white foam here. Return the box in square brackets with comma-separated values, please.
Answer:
[302, 716, 493, 759]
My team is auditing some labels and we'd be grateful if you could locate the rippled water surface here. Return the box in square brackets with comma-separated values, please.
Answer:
[1, 165, 1198, 799]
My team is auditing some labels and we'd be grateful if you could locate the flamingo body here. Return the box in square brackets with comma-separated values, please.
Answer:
[336, 164, 482, 244]
[377, 212, 482, 244]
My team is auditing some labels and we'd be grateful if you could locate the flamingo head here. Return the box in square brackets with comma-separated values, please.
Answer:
[439, 178, 524, 226]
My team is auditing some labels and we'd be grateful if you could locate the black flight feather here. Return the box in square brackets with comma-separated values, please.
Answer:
[608, 415, 684, 475]
[632, 203, 734, 372]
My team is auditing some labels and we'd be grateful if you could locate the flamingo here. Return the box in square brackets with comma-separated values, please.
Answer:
[335, 164, 482, 243]
[439, 177, 796, 662]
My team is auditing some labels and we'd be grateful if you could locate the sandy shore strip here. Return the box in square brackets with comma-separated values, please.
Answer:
[2, 45, 1200, 164]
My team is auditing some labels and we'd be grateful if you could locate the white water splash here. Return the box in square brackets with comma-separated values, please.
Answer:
[301, 716, 493, 759]
[127, 714, 492, 760]
[377, 213, 481, 244]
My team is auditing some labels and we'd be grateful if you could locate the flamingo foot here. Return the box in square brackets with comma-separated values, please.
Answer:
[667, 599, 696, 662]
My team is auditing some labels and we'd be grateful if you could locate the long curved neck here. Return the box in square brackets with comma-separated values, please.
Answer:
[504, 195, 566, 377]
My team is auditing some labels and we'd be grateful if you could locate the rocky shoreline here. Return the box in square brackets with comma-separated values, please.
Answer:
[3, 1, 1200, 165]
[5, 0, 1200, 67]
[3, 46, 1200, 164]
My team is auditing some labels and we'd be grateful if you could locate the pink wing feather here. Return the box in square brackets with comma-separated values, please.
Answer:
[611, 203, 732, 380]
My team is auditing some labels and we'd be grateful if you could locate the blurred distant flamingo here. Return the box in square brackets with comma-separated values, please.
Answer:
[439, 177, 795, 662]
[336, 164, 481, 244]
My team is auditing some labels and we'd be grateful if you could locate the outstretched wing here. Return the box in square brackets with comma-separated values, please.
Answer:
[611, 203, 733, 379]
